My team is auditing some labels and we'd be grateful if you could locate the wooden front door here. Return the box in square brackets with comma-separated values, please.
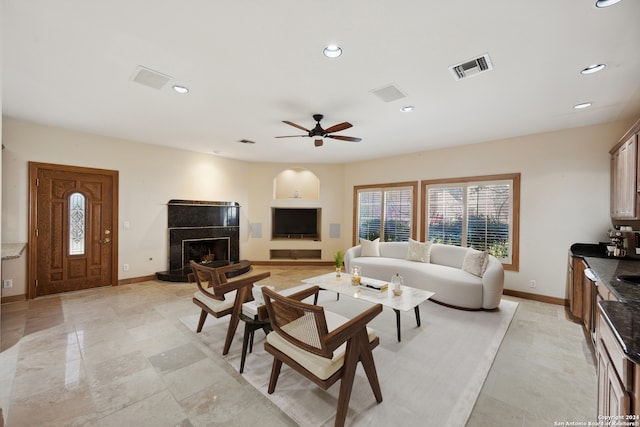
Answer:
[28, 162, 119, 298]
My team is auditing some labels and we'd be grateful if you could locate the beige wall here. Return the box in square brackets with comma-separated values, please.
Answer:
[343, 121, 633, 299]
[245, 163, 345, 262]
[1, 117, 251, 297]
[1, 116, 635, 301]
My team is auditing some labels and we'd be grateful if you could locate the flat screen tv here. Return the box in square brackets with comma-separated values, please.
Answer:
[272, 207, 321, 239]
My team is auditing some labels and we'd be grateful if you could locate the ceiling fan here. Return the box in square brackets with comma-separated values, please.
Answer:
[276, 114, 362, 147]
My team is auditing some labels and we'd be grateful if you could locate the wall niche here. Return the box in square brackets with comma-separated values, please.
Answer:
[273, 167, 320, 200]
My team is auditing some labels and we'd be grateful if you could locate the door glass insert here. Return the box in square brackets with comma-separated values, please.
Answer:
[69, 192, 86, 255]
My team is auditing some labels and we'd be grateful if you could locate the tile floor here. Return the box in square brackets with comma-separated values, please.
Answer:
[0, 265, 596, 426]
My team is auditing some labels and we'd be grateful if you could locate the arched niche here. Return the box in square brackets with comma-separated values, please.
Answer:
[273, 167, 320, 200]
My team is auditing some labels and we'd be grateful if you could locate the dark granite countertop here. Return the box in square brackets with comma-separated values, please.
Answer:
[572, 244, 640, 364]
[570, 242, 609, 259]
[598, 301, 640, 364]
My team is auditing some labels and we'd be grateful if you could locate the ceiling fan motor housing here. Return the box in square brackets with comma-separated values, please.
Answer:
[276, 113, 361, 146]
[311, 114, 326, 137]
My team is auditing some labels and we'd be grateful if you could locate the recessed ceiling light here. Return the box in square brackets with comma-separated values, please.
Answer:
[596, 0, 622, 7]
[323, 45, 342, 58]
[400, 106, 415, 112]
[574, 102, 593, 110]
[581, 64, 606, 75]
[172, 85, 189, 94]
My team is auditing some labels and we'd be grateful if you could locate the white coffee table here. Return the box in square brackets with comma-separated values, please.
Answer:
[303, 273, 435, 342]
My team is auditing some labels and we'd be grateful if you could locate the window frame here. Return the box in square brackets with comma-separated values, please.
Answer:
[352, 181, 418, 246]
[420, 173, 520, 271]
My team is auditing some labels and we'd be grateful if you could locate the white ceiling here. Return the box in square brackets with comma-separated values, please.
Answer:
[3, 0, 640, 164]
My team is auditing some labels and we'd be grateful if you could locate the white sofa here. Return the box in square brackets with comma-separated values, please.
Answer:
[344, 241, 504, 310]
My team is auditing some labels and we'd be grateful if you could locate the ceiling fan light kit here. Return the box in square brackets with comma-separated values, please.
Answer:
[276, 114, 362, 147]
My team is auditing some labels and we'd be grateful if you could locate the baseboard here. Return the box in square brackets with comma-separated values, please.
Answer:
[2, 275, 159, 302]
[250, 260, 334, 266]
[117, 274, 156, 286]
[503, 289, 567, 306]
[1, 294, 27, 304]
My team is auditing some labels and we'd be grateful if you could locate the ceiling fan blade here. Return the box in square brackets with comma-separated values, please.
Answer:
[314, 139, 324, 147]
[326, 135, 362, 142]
[275, 135, 308, 138]
[324, 122, 352, 134]
[283, 120, 310, 133]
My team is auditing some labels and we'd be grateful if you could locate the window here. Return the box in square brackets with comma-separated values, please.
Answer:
[421, 174, 520, 270]
[69, 192, 86, 255]
[354, 182, 418, 244]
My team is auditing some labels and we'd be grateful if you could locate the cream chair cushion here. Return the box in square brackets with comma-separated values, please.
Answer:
[266, 310, 377, 380]
[193, 289, 237, 314]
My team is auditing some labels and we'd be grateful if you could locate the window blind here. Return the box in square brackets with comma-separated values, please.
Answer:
[426, 180, 513, 262]
[357, 186, 414, 242]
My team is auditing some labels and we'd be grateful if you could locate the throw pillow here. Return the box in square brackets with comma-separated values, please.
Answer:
[406, 239, 432, 263]
[360, 238, 380, 257]
[462, 249, 489, 277]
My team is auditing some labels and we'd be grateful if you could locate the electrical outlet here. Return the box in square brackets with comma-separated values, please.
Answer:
[123, 264, 129, 271]
[2, 279, 13, 289]
[530, 280, 536, 288]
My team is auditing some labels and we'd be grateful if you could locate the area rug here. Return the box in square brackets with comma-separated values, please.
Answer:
[181, 291, 518, 427]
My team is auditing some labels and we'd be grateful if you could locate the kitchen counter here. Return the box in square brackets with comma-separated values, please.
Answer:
[570, 242, 610, 259]
[573, 246, 640, 365]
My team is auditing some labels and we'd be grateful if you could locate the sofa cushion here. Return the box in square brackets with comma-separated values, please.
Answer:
[462, 249, 489, 277]
[360, 238, 380, 257]
[350, 256, 484, 308]
[406, 239, 432, 263]
[429, 244, 469, 269]
[343, 241, 504, 309]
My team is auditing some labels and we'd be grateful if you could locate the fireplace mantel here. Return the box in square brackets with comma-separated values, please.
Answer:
[156, 200, 250, 282]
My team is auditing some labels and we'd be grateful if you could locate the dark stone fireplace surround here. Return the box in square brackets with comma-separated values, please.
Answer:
[156, 200, 250, 282]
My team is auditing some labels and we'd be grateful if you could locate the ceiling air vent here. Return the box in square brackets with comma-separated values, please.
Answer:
[130, 65, 172, 90]
[448, 54, 493, 81]
[370, 84, 407, 103]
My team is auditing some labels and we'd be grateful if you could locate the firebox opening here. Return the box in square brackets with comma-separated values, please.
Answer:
[183, 238, 230, 268]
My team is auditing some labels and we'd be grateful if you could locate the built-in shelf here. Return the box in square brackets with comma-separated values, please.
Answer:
[274, 167, 320, 200]
[270, 249, 322, 260]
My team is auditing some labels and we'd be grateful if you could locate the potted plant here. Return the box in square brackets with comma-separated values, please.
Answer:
[333, 250, 344, 277]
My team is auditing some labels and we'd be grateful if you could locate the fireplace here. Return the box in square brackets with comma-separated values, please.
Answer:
[183, 237, 229, 267]
[156, 200, 250, 282]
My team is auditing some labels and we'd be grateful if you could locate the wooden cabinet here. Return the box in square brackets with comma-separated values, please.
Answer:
[611, 119, 640, 220]
[597, 312, 632, 417]
[568, 255, 585, 319]
[597, 278, 617, 303]
[582, 268, 594, 334]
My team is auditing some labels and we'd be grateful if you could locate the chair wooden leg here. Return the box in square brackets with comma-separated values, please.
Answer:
[223, 312, 240, 355]
[359, 339, 383, 403]
[223, 286, 250, 355]
[268, 358, 283, 394]
[334, 334, 364, 427]
[196, 310, 208, 333]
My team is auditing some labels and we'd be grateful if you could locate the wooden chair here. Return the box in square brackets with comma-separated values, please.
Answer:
[189, 260, 270, 355]
[261, 285, 383, 427]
